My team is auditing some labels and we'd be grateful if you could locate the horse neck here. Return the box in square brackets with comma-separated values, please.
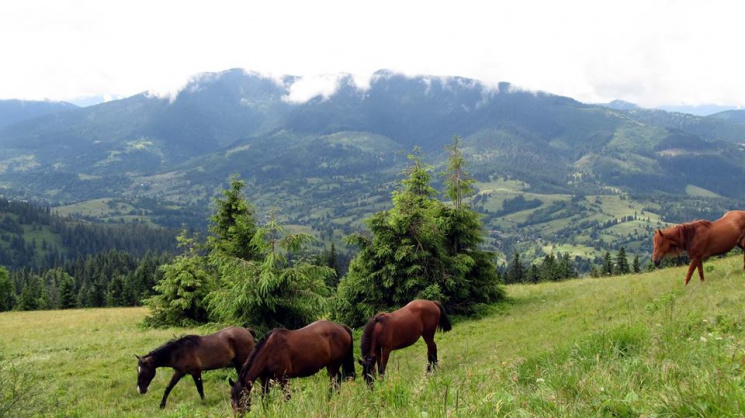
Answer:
[148, 345, 180, 369]
[675, 224, 698, 251]
[240, 337, 273, 384]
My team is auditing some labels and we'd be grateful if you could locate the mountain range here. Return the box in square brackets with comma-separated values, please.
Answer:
[2, 69, 745, 263]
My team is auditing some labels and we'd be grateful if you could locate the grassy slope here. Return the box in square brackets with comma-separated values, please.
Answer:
[2, 256, 745, 417]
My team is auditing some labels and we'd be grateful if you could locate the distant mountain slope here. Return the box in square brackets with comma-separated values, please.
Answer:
[0, 99, 78, 129]
[1, 68, 745, 217]
[709, 109, 745, 125]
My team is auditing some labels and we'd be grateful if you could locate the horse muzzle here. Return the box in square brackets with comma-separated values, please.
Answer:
[653, 259, 661, 267]
[137, 386, 147, 395]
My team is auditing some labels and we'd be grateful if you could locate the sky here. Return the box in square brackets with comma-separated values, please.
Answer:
[1, 0, 744, 108]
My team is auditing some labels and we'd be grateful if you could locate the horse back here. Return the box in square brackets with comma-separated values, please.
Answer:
[273, 321, 350, 378]
[701, 212, 745, 255]
[384, 300, 439, 349]
[193, 327, 253, 371]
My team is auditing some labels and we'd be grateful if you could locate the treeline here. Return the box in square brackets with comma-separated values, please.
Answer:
[0, 250, 171, 312]
[0, 197, 178, 269]
[502, 251, 578, 284]
[501, 246, 647, 284]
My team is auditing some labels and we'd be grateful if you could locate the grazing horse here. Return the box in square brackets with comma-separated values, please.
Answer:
[229, 320, 355, 415]
[653, 210, 745, 284]
[359, 299, 452, 386]
[136, 326, 255, 409]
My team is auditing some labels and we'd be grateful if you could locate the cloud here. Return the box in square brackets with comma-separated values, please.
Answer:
[282, 74, 343, 104]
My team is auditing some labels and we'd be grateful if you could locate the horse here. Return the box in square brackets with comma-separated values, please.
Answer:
[229, 320, 355, 415]
[652, 210, 745, 285]
[359, 299, 451, 386]
[136, 326, 255, 409]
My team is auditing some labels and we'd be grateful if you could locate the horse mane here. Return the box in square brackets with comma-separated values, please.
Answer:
[360, 314, 383, 357]
[675, 220, 712, 251]
[239, 329, 278, 381]
[147, 334, 201, 364]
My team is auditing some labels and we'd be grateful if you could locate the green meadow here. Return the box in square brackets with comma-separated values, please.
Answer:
[3, 256, 745, 417]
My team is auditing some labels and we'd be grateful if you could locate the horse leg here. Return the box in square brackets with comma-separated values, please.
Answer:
[280, 377, 291, 401]
[378, 348, 391, 379]
[697, 258, 705, 282]
[684, 259, 699, 285]
[255, 377, 268, 409]
[191, 373, 205, 400]
[424, 335, 438, 372]
[327, 365, 342, 396]
[160, 370, 184, 409]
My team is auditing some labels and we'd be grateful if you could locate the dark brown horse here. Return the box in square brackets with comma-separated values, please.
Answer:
[136, 326, 255, 409]
[359, 299, 451, 386]
[653, 210, 745, 284]
[229, 320, 355, 415]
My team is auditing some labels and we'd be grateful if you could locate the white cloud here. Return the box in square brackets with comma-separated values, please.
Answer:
[1, 0, 744, 107]
[282, 74, 342, 104]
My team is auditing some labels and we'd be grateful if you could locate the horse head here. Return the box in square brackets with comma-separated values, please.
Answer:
[229, 377, 253, 415]
[358, 356, 376, 386]
[652, 229, 674, 267]
[135, 355, 156, 395]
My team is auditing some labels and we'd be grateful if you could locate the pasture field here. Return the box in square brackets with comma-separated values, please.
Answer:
[3, 256, 745, 417]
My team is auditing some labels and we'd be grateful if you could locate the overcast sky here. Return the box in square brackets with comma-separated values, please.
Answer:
[1, 0, 744, 108]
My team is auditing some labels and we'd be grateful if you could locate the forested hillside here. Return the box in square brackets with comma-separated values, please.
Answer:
[0, 198, 178, 312]
[1, 69, 744, 293]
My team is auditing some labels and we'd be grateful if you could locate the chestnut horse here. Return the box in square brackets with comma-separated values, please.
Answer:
[359, 299, 451, 386]
[229, 320, 355, 415]
[652, 210, 745, 284]
[136, 326, 255, 409]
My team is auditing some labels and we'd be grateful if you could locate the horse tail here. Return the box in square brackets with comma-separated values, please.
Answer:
[245, 327, 257, 339]
[433, 301, 452, 333]
[360, 315, 382, 358]
[341, 325, 356, 380]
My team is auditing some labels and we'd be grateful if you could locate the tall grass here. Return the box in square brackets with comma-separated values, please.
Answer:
[2, 256, 745, 416]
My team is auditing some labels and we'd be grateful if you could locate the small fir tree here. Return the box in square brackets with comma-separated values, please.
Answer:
[615, 246, 630, 275]
[144, 231, 214, 327]
[207, 213, 332, 332]
[632, 254, 641, 273]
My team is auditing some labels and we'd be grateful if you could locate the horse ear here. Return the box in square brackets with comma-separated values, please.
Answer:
[229, 378, 235, 387]
[135, 354, 141, 361]
[657, 229, 663, 236]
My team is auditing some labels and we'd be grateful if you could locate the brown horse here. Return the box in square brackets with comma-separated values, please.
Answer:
[359, 299, 451, 386]
[653, 210, 745, 284]
[229, 320, 355, 415]
[136, 326, 255, 409]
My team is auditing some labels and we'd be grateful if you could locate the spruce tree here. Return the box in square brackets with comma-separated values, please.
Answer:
[615, 246, 630, 275]
[144, 231, 214, 327]
[0, 267, 13, 311]
[58, 274, 77, 309]
[506, 252, 525, 284]
[526, 263, 540, 284]
[438, 137, 503, 313]
[335, 149, 445, 326]
[632, 254, 641, 273]
[208, 175, 261, 261]
[335, 145, 503, 326]
[540, 252, 558, 281]
[602, 251, 614, 276]
[207, 213, 332, 332]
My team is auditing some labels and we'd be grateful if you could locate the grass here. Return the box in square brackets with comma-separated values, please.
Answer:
[3, 256, 745, 416]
